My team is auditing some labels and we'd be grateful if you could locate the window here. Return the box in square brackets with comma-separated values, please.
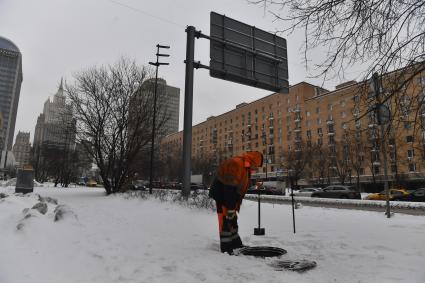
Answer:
[340, 100, 346, 107]
[306, 111, 311, 117]
[408, 149, 414, 158]
[316, 107, 320, 114]
[341, 123, 347, 129]
[328, 103, 333, 111]
[355, 120, 361, 129]
[406, 136, 413, 143]
[306, 130, 312, 139]
[317, 118, 322, 125]
[373, 166, 380, 175]
[409, 163, 416, 172]
[354, 95, 360, 103]
[317, 128, 323, 135]
[404, 122, 412, 130]
[341, 111, 347, 118]
[391, 165, 397, 173]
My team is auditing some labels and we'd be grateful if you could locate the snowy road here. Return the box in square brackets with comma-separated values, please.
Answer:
[1, 186, 424, 283]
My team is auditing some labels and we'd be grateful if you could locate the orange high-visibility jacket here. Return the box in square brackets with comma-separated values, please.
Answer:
[216, 151, 263, 197]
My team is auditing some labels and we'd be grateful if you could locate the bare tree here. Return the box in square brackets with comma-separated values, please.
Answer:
[281, 141, 313, 188]
[65, 58, 167, 194]
[250, 0, 425, 83]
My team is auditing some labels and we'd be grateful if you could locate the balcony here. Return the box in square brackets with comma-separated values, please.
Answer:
[373, 161, 381, 166]
[294, 107, 301, 113]
[294, 127, 301, 132]
[368, 123, 378, 128]
[326, 120, 334, 125]
[327, 132, 335, 136]
[371, 148, 379, 152]
[294, 117, 301, 122]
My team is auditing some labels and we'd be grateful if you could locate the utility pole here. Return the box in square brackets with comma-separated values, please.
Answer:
[148, 44, 170, 195]
[370, 72, 391, 218]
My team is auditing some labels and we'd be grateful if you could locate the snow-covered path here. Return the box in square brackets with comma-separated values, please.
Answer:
[0, 187, 424, 283]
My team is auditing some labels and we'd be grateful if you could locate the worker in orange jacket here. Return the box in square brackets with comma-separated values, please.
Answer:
[209, 151, 263, 254]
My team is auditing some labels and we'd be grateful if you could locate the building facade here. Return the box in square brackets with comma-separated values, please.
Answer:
[139, 78, 180, 136]
[0, 36, 23, 167]
[161, 66, 425, 190]
[33, 80, 75, 150]
[12, 131, 31, 167]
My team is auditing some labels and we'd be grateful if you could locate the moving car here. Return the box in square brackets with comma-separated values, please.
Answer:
[365, 189, 410, 201]
[311, 185, 361, 199]
[293, 187, 321, 197]
[393, 188, 425, 202]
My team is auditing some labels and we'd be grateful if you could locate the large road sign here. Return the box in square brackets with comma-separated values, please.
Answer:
[210, 12, 289, 93]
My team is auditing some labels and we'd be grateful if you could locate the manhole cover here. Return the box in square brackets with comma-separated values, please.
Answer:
[238, 246, 287, 258]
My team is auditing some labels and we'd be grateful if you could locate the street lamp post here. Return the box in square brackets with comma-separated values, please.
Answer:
[148, 44, 170, 195]
[370, 72, 391, 218]
[262, 131, 268, 180]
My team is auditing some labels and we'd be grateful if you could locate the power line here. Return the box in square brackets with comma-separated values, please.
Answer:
[108, 0, 185, 29]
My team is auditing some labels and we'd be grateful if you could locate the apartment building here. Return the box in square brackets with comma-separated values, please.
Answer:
[161, 66, 425, 189]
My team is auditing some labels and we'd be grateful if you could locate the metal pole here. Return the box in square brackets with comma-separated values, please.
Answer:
[149, 46, 160, 195]
[182, 26, 196, 197]
[291, 186, 296, 233]
[381, 124, 391, 218]
[372, 73, 391, 218]
[257, 188, 261, 228]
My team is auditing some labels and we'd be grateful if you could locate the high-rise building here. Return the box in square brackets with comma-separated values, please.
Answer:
[33, 80, 75, 150]
[139, 78, 180, 136]
[12, 131, 30, 167]
[0, 36, 23, 167]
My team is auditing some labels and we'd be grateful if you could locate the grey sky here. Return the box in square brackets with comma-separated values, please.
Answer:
[0, 0, 354, 142]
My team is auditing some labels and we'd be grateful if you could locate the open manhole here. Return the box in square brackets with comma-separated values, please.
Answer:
[238, 246, 287, 258]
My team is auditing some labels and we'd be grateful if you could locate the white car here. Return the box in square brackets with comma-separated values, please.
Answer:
[293, 188, 321, 197]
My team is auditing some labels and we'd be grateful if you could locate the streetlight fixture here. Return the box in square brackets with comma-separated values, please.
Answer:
[148, 44, 170, 194]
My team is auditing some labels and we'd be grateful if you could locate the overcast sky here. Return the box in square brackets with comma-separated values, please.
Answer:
[0, 0, 357, 143]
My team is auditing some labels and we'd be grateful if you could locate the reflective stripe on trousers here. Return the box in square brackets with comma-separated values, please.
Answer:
[217, 205, 242, 252]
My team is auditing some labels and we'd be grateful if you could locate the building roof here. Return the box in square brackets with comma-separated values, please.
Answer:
[0, 36, 20, 53]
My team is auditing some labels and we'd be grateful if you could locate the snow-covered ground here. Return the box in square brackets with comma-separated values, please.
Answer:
[0, 186, 424, 283]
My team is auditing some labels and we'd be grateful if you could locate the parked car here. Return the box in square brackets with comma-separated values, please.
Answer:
[311, 185, 361, 199]
[365, 189, 410, 201]
[191, 182, 207, 190]
[393, 188, 425, 202]
[293, 187, 321, 197]
[87, 179, 98, 187]
[248, 181, 285, 195]
[165, 182, 183, 190]
[131, 180, 148, 191]
[153, 181, 167, 189]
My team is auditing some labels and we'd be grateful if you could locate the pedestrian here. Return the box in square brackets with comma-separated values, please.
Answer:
[209, 151, 263, 254]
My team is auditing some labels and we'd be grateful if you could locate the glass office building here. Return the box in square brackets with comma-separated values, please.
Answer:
[0, 36, 22, 156]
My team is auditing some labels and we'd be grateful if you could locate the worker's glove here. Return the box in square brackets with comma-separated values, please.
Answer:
[224, 210, 238, 232]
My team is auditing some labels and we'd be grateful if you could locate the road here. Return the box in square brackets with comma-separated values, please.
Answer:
[245, 195, 425, 216]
